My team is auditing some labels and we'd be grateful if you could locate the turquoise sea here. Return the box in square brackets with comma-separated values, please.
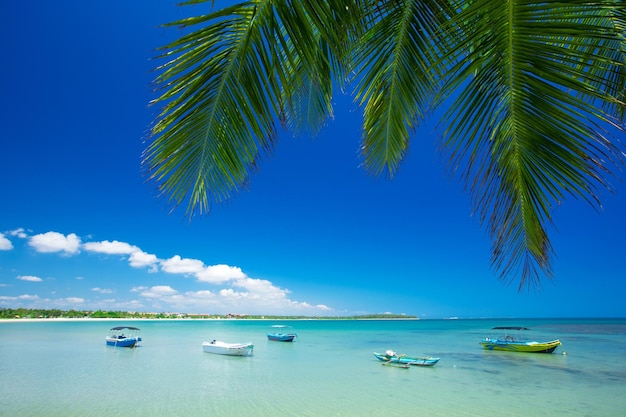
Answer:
[1, 318, 625, 416]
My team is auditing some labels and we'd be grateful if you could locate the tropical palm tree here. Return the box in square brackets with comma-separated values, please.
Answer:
[144, 0, 626, 290]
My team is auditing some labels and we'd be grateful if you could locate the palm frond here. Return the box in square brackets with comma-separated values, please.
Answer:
[352, 0, 454, 177]
[145, 0, 364, 216]
[437, 0, 626, 289]
[145, 0, 626, 290]
[145, 1, 275, 216]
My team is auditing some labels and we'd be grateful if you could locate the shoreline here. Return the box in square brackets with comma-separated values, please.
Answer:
[0, 317, 422, 323]
[2, 317, 622, 323]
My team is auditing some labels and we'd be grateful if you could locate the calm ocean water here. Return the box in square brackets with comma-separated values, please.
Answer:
[1, 318, 624, 416]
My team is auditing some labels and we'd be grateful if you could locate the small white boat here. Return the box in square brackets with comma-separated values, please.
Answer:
[202, 340, 254, 356]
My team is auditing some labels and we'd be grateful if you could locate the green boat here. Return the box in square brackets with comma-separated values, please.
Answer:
[480, 337, 561, 353]
[481, 326, 562, 353]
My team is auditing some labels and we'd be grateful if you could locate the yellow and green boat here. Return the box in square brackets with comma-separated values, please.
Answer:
[480, 336, 561, 353]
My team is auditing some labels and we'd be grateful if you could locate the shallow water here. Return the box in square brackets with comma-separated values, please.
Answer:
[1, 318, 624, 416]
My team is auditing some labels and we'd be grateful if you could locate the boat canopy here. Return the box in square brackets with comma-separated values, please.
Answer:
[110, 326, 141, 331]
[492, 326, 530, 330]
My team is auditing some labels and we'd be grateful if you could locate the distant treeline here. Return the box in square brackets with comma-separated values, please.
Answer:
[0, 308, 416, 320]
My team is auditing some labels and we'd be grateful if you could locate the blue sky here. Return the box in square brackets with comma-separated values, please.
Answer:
[1, 1, 625, 318]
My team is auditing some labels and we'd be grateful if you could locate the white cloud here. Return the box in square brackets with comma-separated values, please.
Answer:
[8, 229, 337, 315]
[92, 287, 114, 294]
[160, 255, 205, 274]
[83, 240, 139, 255]
[129, 251, 159, 271]
[29, 232, 80, 255]
[9, 228, 28, 238]
[187, 290, 214, 298]
[0, 294, 40, 302]
[128, 281, 332, 316]
[0, 233, 13, 250]
[140, 285, 178, 298]
[19, 294, 40, 300]
[219, 288, 243, 299]
[17, 275, 43, 282]
[233, 277, 286, 295]
[0, 293, 136, 311]
[83, 240, 159, 272]
[196, 264, 246, 284]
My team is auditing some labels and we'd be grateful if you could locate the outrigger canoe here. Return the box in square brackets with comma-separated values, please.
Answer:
[373, 350, 440, 367]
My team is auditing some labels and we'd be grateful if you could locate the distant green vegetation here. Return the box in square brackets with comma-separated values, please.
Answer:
[0, 308, 416, 320]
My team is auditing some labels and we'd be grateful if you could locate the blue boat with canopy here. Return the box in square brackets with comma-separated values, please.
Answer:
[105, 326, 142, 348]
[267, 325, 298, 342]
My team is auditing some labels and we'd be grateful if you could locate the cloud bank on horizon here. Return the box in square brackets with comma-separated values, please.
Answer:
[0, 229, 333, 315]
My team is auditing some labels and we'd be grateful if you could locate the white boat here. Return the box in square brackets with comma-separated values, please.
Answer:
[202, 340, 254, 356]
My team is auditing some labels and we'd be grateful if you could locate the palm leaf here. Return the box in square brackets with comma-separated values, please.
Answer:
[437, 0, 626, 288]
[145, 0, 364, 216]
[146, 0, 626, 289]
[352, 0, 456, 177]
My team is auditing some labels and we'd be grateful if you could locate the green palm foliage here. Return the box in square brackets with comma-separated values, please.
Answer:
[145, 0, 626, 290]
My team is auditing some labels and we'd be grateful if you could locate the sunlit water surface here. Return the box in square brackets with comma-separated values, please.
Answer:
[1, 318, 624, 416]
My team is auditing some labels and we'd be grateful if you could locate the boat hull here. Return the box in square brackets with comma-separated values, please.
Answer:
[480, 339, 561, 353]
[267, 333, 296, 342]
[373, 352, 440, 367]
[202, 341, 253, 356]
[106, 337, 141, 348]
